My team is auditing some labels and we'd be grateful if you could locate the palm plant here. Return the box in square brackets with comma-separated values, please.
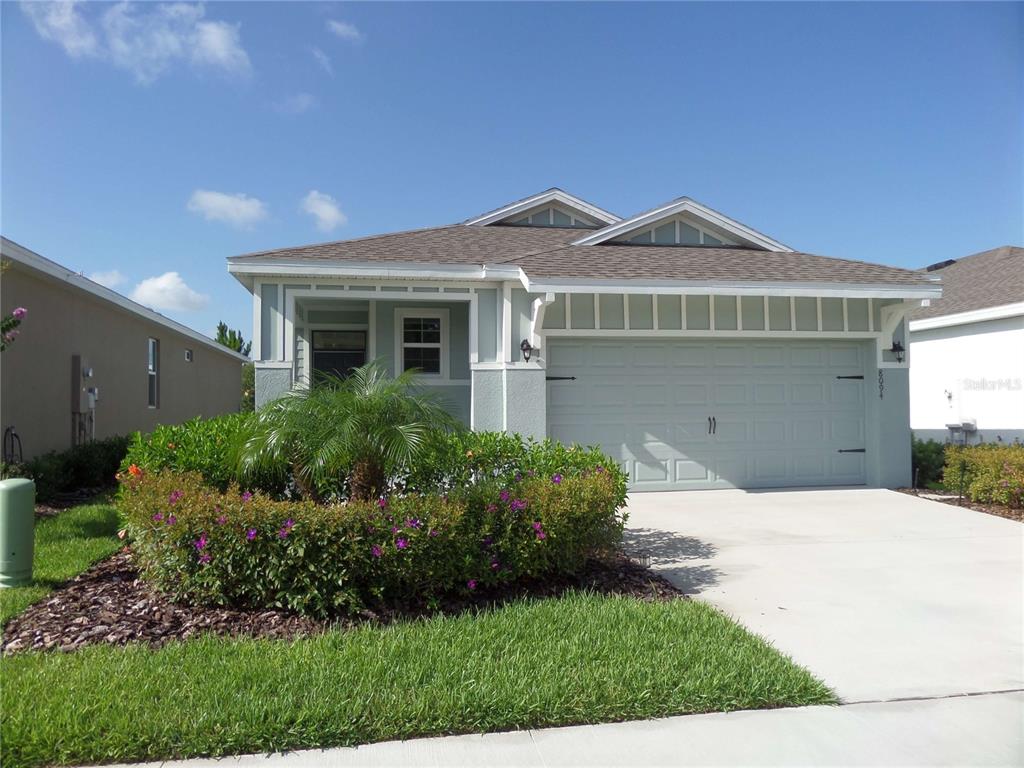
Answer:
[234, 361, 461, 501]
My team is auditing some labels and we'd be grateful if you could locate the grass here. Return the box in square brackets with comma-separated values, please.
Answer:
[0, 500, 121, 625]
[1, 592, 835, 768]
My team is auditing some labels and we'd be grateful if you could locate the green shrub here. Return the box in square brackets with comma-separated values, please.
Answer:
[19, 436, 130, 503]
[119, 465, 627, 618]
[911, 437, 946, 488]
[944, 443, 1024, 508]
[404, 431, 628, 506]
[122, 414, 285, 494]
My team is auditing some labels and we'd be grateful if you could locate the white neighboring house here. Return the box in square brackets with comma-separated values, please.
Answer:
[909, 246, 1024, 445]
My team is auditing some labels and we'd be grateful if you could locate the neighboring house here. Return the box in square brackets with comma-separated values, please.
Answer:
[229, 188, 941, 491]
[908, 246, 1023, 445]
[1, 238, 247, 460]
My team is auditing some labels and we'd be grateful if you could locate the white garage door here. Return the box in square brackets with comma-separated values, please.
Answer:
[546, 338, 868, 491]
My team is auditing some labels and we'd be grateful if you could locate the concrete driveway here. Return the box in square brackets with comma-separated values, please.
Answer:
[624, 488, 1023, 703]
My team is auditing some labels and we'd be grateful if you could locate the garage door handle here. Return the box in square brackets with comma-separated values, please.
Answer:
[707, 417, 712, 434]
[545, 376, 576, 381]
[712, 416, 717, 434]
[836, 375, 864, 380]
[838, 448, 866, 453]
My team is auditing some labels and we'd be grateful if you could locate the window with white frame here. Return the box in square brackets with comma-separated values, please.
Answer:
[147, 338, 159, 408]
[396, 308, 448, 377]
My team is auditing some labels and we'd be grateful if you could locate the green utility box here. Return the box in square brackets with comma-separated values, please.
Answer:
[0, 478, 36, 587]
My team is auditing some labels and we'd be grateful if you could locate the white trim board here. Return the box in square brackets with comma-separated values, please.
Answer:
[464, 188, 620, 227]
[908, 302, 1024, 332]
[3, 237, 249, 362]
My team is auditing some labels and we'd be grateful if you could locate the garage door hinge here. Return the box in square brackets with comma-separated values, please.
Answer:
[835, 375, 864, 380]
[837, 448, 866, 453]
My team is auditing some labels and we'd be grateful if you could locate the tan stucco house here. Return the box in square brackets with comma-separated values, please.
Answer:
[229, 188, 942, 491]
[1, 237, 247, 460]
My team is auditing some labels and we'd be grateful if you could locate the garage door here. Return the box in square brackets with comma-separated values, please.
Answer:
[546, 338, 868, 490]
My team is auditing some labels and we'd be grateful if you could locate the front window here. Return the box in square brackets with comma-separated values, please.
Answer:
[147, 338, 159, 408]
[396, 309, 447, 377]
[311, 330, 366, 381]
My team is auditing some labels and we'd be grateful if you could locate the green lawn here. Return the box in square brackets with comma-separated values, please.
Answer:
[1, 592, 835, 768]
[0, 500, 121, 625]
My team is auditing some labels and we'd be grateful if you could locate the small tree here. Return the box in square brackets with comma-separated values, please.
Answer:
[215, 321, 252, 357]
[233, 361, 460, 500]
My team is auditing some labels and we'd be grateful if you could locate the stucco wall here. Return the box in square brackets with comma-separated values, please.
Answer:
[909, 316, 1024, 443]
[1, 266, 242, 459]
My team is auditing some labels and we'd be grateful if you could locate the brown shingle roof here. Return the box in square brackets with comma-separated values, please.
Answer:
[229, 223, 938, 288]
[909, 246, 1024, 320]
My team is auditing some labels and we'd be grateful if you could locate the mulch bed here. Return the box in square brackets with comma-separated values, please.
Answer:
[35, 487, 110, 518]
[1, 549, 682, 656]
[898, 488, 1022, 523]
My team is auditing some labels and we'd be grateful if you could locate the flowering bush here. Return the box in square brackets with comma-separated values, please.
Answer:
[944, 444, 1024, 508]
[119, 465, 627, 617]
[1, 306, 27, 351]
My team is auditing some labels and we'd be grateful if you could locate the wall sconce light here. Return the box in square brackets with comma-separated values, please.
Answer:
[519, 339, 534, 362]
[890, 340, 905, 364]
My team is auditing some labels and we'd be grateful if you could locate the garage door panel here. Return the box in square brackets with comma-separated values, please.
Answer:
[547, 338, 867, 491]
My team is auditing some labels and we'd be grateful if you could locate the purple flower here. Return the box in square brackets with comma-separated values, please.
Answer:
[284, 518, 294, 529]
[152, 512, 164, 522]
[515, 472, 523, 482]
[198, 553, 211, 564]
[596, 466, 605, 474]
[533, 521, 547, 540]
[241, 491, 253, 503]
[391, 525, 399, 534]
[168, 490, 183, 504]
[527, 469, 536, 477]
[467, 579, 477, 590]
[193, 533, 208, 551]
[216, 515, 227, 526]
[552, 473, 563, 485]
[11, 307, 27, 320]
[428, 529, 439, 538]
[377, 497, 388, 509]
[166, 514, 177, 526]
[277, 526, 291, 539]
[396, 538, 408, 550]
[499, 489, 511, 503]
[486, 504, 498, 513]
[246, 528, 257, 541]
[491, 560, 500, 570]
[510, 499, 528, 513]
[371, 544, 383, 558]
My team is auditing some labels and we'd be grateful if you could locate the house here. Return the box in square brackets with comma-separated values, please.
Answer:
[908, 246, 1023, 445]
[228, 188, 941, 491]
[1, 238, 247, 460]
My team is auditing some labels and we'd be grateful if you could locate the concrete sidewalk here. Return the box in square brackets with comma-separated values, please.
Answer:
[114, 691, 1023, 767]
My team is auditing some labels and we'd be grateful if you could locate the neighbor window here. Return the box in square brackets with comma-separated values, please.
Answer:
[396, 309, 448, 377]
[147, 338, 159, 408]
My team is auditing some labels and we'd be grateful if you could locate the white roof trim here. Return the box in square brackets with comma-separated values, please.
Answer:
[570, 197, 793, 251]
[463, 188, 621, 227]
[2, 237, 249, 362]
[909, 301, 1024, 332]
[228, 259, 522, 283]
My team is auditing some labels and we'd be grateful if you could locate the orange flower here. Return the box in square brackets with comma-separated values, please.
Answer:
[167, 442, 175, 449]
[128, 463, 142, 477]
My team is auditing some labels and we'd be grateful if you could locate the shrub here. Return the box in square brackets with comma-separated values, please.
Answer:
[119, 465, 627, 618]
[944, 444, 1024, 508]
[235, 363, 461, 501]
[19, 435, 130, 502]
[404, 431, 628, 506]
[911, 437, 946, 488]
[122, 414, 284, 494]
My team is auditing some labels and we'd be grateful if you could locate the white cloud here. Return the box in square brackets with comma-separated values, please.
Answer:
[131, 272, 209, 311]
[187, 189, 267, 228]
[274, 92, 316, 115]
[301, 190, 347, 232]
[327, 19, 362, 42]
[21, 1, 251, 84]
[21, 1, 98, 57]
[88, 269, 127, 289]
[311, 46, 333, 76]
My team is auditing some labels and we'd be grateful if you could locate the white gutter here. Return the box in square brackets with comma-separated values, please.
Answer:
[909, 301, 1024, 331]
[3, 237, 249, 362]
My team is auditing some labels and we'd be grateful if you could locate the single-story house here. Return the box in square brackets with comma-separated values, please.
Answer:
[229, 188, 942, 491]
[1, 237, 248, 460]
[909, 246, 1023, 445]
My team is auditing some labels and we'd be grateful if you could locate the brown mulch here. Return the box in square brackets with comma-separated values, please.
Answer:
[35, 487, 110, 517]
[1, 550, 682, 656]
[898, 488, 1023, 523]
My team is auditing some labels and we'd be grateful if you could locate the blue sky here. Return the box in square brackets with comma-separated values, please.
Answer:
[3, 1, 1021, 342]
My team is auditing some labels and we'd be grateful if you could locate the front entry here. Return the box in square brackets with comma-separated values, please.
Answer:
[546, 338, 869, 491]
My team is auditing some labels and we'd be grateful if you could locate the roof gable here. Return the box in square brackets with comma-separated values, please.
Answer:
[464, 188, 620, 227]
[572, 197, 793, 252]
